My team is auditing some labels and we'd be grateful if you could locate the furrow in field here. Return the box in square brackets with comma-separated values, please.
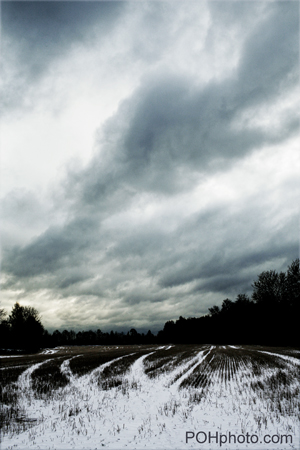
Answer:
[179, 346, 221, 390]
[17, 359, 52, 394]
[143, 345, 205, 379]
[60, 356, 82, 383]
[73, 353, 136, 390]
[256, 349, 300, 365]
[168, 347, 212, 390]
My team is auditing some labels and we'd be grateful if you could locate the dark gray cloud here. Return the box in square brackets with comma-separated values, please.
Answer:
[2, 1, 124, 71]
[152, 201, 298, 292]
[3, 216, 97, 277]
[236, 2, 298, 105]
[1, 1, 124, 113]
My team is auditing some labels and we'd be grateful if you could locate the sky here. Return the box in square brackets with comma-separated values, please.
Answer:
[0, 1, 299, 334]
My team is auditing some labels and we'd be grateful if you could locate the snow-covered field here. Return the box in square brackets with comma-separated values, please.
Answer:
[0, 344, 299, 449]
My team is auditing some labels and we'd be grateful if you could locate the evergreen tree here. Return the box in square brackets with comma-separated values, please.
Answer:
[8, 303, 44, 350]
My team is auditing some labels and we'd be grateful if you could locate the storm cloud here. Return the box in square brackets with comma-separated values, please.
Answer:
[0, 1, 299, 332]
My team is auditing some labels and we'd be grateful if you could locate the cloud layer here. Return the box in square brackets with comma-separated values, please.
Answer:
[1, 1, 299, 332]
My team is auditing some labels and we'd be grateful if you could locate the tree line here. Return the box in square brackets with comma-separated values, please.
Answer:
[0, 259, 299, 351]
[0, 304, 155, 351]
[157, 258, 299, 346]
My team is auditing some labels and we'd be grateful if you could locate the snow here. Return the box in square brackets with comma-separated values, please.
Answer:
[17, 359, 52, 398]
[256, 350, 300, 366]
[0, 346, 62, 358]
[0, 364, 23, 370]
[40, 348, 61, 355]
[1, 345, 299, 450]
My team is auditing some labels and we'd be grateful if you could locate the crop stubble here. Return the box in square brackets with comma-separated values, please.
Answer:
[0, 344, 299, 447]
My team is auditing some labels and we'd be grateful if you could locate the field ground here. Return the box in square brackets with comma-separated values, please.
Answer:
[0, 344, 299, 449]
